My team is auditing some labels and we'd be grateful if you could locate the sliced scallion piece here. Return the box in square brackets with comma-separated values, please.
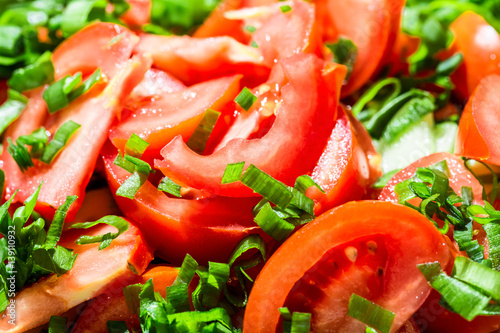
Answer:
[241, 164, 293, 208]
[7, 138, 34, 172]
[186, 108, 221, 154]
[325, 37, 358, 79]
[158, 176, 182, 198]
[8, 51, 54, 92]
[347, 294, 395, 333]
[234, 87, 257, 111]
[106, 320, 130, 333]
[0, 89, 28, 136]
[71, 215, 130, 250]
[40, 120, 81, 164]
[221, 161, 245, 184]
[48, 316, 67, 333]
[254, 202, 294, 242]
[452, 256, 500, 301]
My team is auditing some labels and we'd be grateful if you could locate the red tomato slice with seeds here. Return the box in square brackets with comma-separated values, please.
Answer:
[110, 74, 242, 156]
[455, 75, 500, 166]
[2, 25, 150, 220]
[155, 53, 340, 197]
[102, 143, 262, 265]
[244, 201, 450, 333]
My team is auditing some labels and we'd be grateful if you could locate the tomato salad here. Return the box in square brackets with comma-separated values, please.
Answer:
[0, 0, 500, 332]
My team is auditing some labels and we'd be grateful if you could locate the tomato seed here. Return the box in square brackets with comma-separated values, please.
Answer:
[344, 246, 358, 262]
[367, 240, 378, 254]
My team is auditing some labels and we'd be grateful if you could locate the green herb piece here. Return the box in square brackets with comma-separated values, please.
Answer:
[294, 175, 324, 194]
[418, 261, 491, 321]
[115, 171, 149, 199]
[251, 40, 259, 48]
[71, 215, 130, 250]
[254, 202, 294, 242]
[325, 37, 358, 79]
[8, 51, 54, 92]
[347, 294, 395, 333]
[245, 25, 257, 33]
[7, 138, 34, 172]
[123, 284, 143, 315]
[158, 177, 182, 198]
[40, 120, 81, 164]
[221, 162, 245, 184]
[280, 5, 292, 13]
[241, 164, 293, 208]
[18, 127, 48, 159]
[452, 256, 500, 301]
[234, 87, 257, 111]
[124, 133, 149, 158]
[48, 316, 67, 333]
[0, 89, 27, 136]
[107, 321, 130, 333]
[373, 169, 400, 189]
[61, 0, 107, 37]
[0, 26, 23, 57]
[187, 109, 221, 154]
[483, 222, 500, 271]
[193, 262, 230, 310]
[280, 308, 311, 333]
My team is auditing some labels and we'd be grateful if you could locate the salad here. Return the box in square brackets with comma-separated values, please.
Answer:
[0, 0, 499, 332]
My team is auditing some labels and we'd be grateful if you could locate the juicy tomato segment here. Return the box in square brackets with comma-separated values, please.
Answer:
[102, 143, 261, 264]
[155, 53, 341, 197]
[120, 0, 152, 27]
[110, 74, 242, 155]
[317, 0, 405, 96]
[0, 222, 153, 333]
[243, 201, 450, 332]
[2, 26, 150, 220]
[128, 68, 186, 101]
[455, 75, 500, 165]
[450, 12, 500, 100]
[133, 34, 270, 85]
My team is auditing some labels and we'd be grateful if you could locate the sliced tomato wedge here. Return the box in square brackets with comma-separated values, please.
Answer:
[155, 53, 340, 197]
[455, 74, 500, 166]
[128, 68, 186, 101]
[2, 53, 150, 220]
[133, 34, 270, 85]
[244, 201, 450, 332]
[449, 12, 500, 100]
[102, 143, 262, 264]
[71, 265, 179, 333]
[120, 0, 152, 27]
[309, 107, 376, 214]
[316, 0, 405, 96]
[0, 221, 153, 333]
[110, 74, 242, 156]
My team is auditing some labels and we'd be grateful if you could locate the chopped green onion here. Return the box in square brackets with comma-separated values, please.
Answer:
[115, 171, 148, 199]
[40, 120, 81, 164]
[436, 53, 463, 76]
[45, 195, 78, 248]
[221, 162, 245, 184]
[113, 150, 135, 174]
[124, 133, 149, 158]
[32, 245, 78, 277]
[280, 5, 292, 13]
[107, 320, 130, 333]
[8, 51, 55, 92]
[186, 109, 221, 154]
[61, 0, 107, 37]
[347, 294, 395, 333]
[325, 37, 358, 79]
[68, 68, 102, 101]
[351, 78, 401, 119]
[0, 90, 28, 136]
[71, 215, 130, 250]
[372, 169, 400, 189]
[241, 164, 293, 208]
[166, 283, 191, 313]
[193, 262, 230, 310]
[418, 261, 491, 321]
[289, 187, 315, 216]
[294, 175, 324, 194]
[18, 127, 48, 159]
[254, 202, 294, 242]
[43, 72, 82, 113]
[124, 155, 153, 174]
[245, 25, 257, 33]
[452, 256, 500, 301]
[251, 41, 259, 48]
[234, 87, 257, 111]
[158, 176, 182, 198]
[174, 254, 198, 286]
[483, 222, 500, 271]
[280, 308, 311, 333]
[227, 234, 267, 267]
[48, 316, 67, 333]
[7, 138, 34, 172]
[0, 26, 23, 57]
[123, 284, 143, 315]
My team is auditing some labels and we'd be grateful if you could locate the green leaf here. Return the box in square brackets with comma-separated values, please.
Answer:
[8, 51, 54, 92]
[347, 294, 395, 333]
[325, 37, 358, 79]
[0, 91, 28, 136]
[158, 177, 182, 198]
[187, 109, 221, 154]
[234, 87, 257, 111]
[70, 215, 130, 250]
[40, 120, 81, 164]
[254, 202, 294, 242]
[45, 195, 77, 248]
[32, 246, 78, 277]
[221, 162, 245, 184]
[7, 138, 34, 172]
[48, 316, 67, 333]
[452, 256, 500, 301]
[115, 171, 149, 199]
[124, 133, 149, 158]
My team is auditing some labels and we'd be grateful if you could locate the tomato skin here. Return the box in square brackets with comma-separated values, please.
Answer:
[316, 0, 405, 96]
[110, 74, 241, 156]
[455, 75, 500, 166]
[450, 12, 500, 100]
[155, 53, 340, 197]
[133, 34, 270, 85]
[244, 201, 450, 333]
[102, 143, 263, 265]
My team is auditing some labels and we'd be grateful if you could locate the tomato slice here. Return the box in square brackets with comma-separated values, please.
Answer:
[133, 34, 270, 85]
[128, 68, 186, 101]
[110, 74, 241, 156]
[455, 75, 500, 166]
[316, 0, 405, 96]
[309, 107, 375, 214]
[120, 0, 152, 27]
[71, 265, 179, 332]
[0, 222, 153, 332]
[244, 201, 450, 332]
[2, 53, 150, 220]
[449, 12, 500, 100]
[102, 143, 262, 264]
[379, 152, 484, 205]
[155, 53, 340, 197]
